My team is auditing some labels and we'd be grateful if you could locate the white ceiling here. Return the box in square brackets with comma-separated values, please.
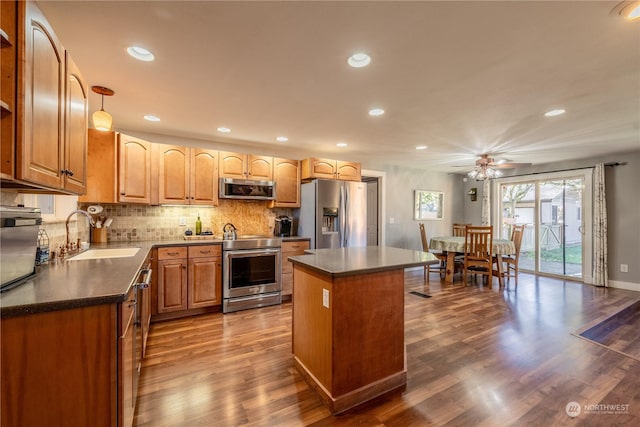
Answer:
[38, 0, 640, 172]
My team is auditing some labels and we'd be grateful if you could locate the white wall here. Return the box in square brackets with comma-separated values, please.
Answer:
[380, 164, 463, 250]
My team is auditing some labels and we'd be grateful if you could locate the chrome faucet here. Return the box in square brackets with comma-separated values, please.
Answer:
[65, 210, 95, 250]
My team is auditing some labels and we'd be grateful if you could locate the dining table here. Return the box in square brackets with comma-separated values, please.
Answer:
[429, 236, 516, 285]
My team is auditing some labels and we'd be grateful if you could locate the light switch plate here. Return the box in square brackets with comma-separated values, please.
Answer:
[322, 288, 329, 308]
[179, 217, 187, 226]
[621, 264, 629, 273]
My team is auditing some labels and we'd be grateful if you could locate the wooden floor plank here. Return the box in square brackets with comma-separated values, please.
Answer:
[134, 271, 640, 426]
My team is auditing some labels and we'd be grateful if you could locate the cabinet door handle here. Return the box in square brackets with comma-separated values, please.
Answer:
[67, 169, 74, 177]
[167, 252, 180, 256]
[200, 250, 211, 254]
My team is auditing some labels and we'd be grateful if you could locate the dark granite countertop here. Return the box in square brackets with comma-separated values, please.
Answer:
[0, 240, 226, 317]
[288, 246, 438, 278]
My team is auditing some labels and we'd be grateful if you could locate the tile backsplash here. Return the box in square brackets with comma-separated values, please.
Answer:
[78, 200, 293, 242]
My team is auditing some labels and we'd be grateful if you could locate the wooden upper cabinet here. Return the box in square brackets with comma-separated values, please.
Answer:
[190, 148, 218, 205]
[63, 52, 87, 194]
[1, 1, 17, 179]
[336, 161, 361, 182]
[17, 1, 65, 189]
[219, 151, 273, 180]
[157, 145, 218, 205]
[247, 155, 273, 180]
[10, 1, 88, 194]
[79, 129, 117, 203]
[270, 158, 301, 208]
[158, 144, 189, 204]
[301, 158, 361, 182]
[118, 134, 151, 204]
[301, 158, 336, 180]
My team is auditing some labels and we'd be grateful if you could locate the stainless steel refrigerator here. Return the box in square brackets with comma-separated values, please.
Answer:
[298, 179, 367, 249]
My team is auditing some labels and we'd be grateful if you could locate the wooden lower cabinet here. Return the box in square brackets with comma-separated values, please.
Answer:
[0, 297, 143, 427]
[188, 245, 222, 308]
[120, 286, 136, 427]
[157, 245, 222, 314]
[281, 239, 310, 297]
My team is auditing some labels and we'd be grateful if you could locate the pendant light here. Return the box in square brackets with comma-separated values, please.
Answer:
[91, 86, 115, 131]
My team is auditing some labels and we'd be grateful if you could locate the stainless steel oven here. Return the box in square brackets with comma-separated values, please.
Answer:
[222, 237, 281, 313]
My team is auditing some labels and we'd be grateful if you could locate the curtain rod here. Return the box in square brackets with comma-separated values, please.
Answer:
[499, 161, 626, 178]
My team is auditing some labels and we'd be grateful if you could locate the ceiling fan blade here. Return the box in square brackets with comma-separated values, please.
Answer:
[494, 162, 532, 168]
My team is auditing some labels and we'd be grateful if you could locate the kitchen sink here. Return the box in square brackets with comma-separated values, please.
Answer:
[66, 247, 140, 261]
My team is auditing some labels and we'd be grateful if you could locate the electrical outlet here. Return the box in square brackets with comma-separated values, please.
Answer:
[179, 217, 187, 226]
[322, 288, 329, 308]
[389, 217, 395, 224]
[620, 264, 629, 273]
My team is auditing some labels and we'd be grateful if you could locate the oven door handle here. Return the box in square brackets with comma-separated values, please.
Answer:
[225, 249, 281, 257]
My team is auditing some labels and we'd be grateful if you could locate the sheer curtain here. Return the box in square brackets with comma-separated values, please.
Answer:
[481, 179, 491, 226]
[593, 163, 608, 287]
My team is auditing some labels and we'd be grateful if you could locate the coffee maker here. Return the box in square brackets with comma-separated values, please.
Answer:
[274, 215, 293, 237]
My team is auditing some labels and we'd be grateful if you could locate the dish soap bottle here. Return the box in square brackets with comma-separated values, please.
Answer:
[195, 213, 202, 235]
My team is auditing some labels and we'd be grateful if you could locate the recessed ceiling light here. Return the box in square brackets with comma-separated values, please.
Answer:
[544, 109, 566, 117]
[348, 52, 371, 68]
[276, 136, 288, 142]
[620, 2, 640, 20]
[336, 142, 348, 147]
[368, 108, 385, 116]
[217, 127, 231, 133]
[126, 46, 155, 62]
[416, 145, 427, 150]
[144, 115, 160, 122]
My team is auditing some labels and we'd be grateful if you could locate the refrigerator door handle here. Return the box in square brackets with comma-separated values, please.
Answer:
[344, 184, 350, 246]
[340, 184, 347, 247]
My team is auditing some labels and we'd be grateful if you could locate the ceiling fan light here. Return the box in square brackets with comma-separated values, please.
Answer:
[621, 2, 640, 20]
[93, 109, 112, 131]
[468, 170, 479, 179]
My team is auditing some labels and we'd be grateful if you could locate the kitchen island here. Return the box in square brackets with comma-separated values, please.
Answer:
[288, 246, 437, 414]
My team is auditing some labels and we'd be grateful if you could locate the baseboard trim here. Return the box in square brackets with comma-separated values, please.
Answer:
[609, 280, 640, 292]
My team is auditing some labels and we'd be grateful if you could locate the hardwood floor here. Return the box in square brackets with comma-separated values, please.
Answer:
[134, 271, 640, 426]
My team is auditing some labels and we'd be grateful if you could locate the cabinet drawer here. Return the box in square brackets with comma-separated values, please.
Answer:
[282, 240, 310, 252]
[188, 245, 221, 258]
[157, 246, 188, 260]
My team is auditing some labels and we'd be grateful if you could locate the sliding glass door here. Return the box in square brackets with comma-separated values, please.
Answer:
[496, 170, 592, 282]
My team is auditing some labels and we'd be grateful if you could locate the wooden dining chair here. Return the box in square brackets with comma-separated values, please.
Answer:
[452, 223, 471, 237]
[463, 225, 501, 288]
[503, 224, 526, 286]
[419, 223, 446, 282]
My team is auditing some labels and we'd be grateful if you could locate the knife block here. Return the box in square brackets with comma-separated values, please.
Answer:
[92, 227, 108, 243]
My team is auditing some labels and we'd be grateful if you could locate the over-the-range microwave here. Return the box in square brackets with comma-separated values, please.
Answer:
[219, 178, 276, 201]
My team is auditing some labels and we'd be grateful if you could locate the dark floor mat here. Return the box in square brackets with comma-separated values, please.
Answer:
[409, 291, 432, 299]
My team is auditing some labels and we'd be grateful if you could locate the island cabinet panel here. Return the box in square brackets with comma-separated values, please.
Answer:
[292, 264, 406, 414]
[1, 304, 118, 427]
[118, 133, 152, 204]
[270, 158, 301, 208]
[292, 266, 333, 390]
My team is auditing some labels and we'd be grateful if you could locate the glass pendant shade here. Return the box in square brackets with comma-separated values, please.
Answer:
[93, 109, 112, 131]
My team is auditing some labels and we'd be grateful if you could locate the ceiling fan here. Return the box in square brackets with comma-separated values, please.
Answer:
[462, 154, 532, 179]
